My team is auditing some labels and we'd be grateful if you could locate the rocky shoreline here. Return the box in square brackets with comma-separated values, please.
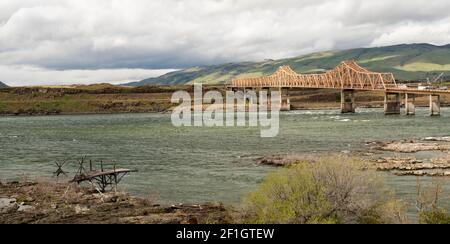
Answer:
[375, 156, 450, 171]
[374, 156, 450, 176]
[0, 181, 231, 224]
[368, 137, 450, 176]
[258, 136, 450, 178]
[366, 137, 450, 153]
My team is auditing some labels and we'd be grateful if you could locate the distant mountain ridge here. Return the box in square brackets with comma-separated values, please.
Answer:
[0, 81, 9, 88]
[127, 43, 450, 86]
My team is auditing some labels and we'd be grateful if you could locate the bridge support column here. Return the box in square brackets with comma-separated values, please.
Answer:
[255, 88, 262, 105]
[281, 88, 291, 111]
[244, 87, 256, 106]
[248, 88, 258, 105]
[341, 90, 355, 113]
[430, 95, 441, 116]
[384, 92, 401, 115]
[405, 93, 416, 116]
[260, 88, 271, 107]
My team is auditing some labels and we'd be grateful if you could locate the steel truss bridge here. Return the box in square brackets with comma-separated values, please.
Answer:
[229, 61, 449, 115]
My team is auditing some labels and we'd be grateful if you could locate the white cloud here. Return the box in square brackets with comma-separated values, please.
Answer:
[0, 0, 449, 86]
[371, 19, 450, 47]
[0, 65, 174, 86]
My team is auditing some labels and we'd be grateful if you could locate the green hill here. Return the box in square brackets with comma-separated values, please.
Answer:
[0, 81, 9, 88]
[128, 43, 450, 86]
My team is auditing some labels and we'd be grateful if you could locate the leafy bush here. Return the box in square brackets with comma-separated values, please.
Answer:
[240, 156, 407, 224]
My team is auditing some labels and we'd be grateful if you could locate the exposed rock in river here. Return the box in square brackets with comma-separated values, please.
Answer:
[366, 137, 450, 177]
[375, 157, 450, 171]
[423, 136, 450, 142]
[380, 141, 450, 153]
[258, 137, 450, 179]
[257, 154, 319, 167]
[394, 171, 450, 177]
[366, 137, 450, 153]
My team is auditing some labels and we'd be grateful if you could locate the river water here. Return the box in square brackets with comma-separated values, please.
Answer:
[0, 108, 449, 212]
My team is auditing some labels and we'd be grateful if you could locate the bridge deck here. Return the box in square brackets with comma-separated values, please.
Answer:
[386, 88, 450, 95]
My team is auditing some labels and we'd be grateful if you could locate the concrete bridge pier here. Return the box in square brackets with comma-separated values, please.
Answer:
[405, 93, 416, 115]
[384, 92, 401, 115]
[430, 95, 441, 116]
[252, 87, 260, 105]
[280, 88, 291, 111]
[257, 87, 290, 110]
[258, 87, 271, 107]
[243, 87, 258, 106]
[267, 88, 273, 107]
[341, 89, 356, 113]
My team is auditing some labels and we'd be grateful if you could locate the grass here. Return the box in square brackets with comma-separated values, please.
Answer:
[189, 72, 235, 84]
[359, 55, 400, 64]
[182, 67, 203, 73]
[395, 62, 450, 72]
[235, 72, 266, 79]
[293, 51, 338, 63]
[0, 101, 6, 111]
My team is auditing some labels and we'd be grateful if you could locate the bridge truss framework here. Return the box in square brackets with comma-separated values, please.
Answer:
[229, 60, 449, 115]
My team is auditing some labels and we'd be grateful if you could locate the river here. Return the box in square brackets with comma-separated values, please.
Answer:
[0, 108, 449, 211]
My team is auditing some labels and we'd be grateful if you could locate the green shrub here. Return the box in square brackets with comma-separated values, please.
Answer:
[240, 156, 407, 224]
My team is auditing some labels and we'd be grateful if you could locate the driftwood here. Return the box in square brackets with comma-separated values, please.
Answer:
[53, 160, 69, 178]
[71, 168, 137, 192]
[65, 157, 137, 192]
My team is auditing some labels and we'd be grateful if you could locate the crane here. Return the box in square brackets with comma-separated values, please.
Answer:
[427, 72, 444, 85]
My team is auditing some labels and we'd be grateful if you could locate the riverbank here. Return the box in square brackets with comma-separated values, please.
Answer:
[0, 180, 231, 224]
[2, 85, 448, 116]
[0, 85, 179, 116]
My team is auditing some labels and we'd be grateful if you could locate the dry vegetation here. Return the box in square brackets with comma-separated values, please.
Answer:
[0, 179, 231, 224]
[239, 156, 408, 224]
[0, 85, 193, 115]
[416, 179, 450, 224]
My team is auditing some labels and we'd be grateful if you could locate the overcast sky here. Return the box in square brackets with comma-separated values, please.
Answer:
[1, 0, 450, 86]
